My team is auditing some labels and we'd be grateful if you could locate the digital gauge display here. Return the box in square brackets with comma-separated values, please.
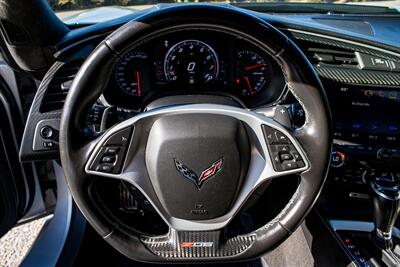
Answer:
[115, 51, 148, 97]
[235, 50, 269, 96]
[164, 40, 219, 85]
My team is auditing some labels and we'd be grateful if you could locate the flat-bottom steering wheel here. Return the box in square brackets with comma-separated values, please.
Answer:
[60, 5, 331, 263]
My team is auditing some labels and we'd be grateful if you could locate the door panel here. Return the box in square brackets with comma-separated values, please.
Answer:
[0, 71, 34, 237]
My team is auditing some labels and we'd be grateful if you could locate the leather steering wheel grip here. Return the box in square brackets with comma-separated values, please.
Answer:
[59, 5, 331, 262]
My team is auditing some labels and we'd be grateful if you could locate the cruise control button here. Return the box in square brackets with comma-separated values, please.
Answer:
[104, 146, 119, 155]
[96, 164, 113, 173]
[102, 156, 116, 164]
[105, 127, 132, 146]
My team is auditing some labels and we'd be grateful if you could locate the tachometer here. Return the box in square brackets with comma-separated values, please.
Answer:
[115, 51, 148, 97]
[235, 50, 269, 96]
[164, 40, 219, 85]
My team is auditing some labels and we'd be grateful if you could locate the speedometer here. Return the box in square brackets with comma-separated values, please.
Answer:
[164, 40, 219, 85]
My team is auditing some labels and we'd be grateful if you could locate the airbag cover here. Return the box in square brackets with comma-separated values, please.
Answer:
[145, 113, 249, 220]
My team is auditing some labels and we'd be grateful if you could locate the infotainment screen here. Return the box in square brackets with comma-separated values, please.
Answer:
[327, 84, 399, 145]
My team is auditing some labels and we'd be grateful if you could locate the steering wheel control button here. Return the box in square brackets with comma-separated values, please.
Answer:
[101, 155, 116, 164]
[331, 151, 345, 168]
[91, 146, 127, 174]
[96, 164, 113, 173]
[262, 125, 282, 144]
[292, 152, 302, 161]
[90, 127, 133, 174]
[40, 126, 54, 139]
[104, 127, 132, 146]
[282, 161, 297, 170]
[262, 125, 306, 172]
[275, 132, 290, 144]
[280, 153, 293, 161]
[104, 146, 120, 155]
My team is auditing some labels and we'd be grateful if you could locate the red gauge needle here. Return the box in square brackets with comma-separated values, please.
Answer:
[243, 76, 254, 95]
[244, 64, 266, 71]
[135, 71, 141, 97]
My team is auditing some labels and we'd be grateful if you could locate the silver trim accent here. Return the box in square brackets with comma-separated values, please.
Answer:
[85, 104, 309, 231]
[370, 180, 400, 201]
[376, 228, 392, 240]
[355, 51, 365, 70]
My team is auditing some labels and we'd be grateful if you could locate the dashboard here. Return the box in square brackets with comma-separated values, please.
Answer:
[103, 29, 285, 109]
[19, 5, 400, 165]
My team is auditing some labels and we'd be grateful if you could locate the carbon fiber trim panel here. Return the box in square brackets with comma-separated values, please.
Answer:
[285, 31, 400, 87]
[141, 230, 256, 258]
[316, 66, 400, 86]
[289, 31, 400, 63]
[19, 61, 64, 161]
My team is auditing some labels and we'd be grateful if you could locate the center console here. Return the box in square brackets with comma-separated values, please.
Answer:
[292, 82, 400, 184]
[291, 82, 400, 267]
[326, 83, 400, 198]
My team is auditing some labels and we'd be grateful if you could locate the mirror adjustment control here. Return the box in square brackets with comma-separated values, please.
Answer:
[40, 126, 54, 139]
[262, 125, 306, 172]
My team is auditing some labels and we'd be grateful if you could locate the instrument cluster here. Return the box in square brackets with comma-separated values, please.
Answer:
[103, 29, 285, 109]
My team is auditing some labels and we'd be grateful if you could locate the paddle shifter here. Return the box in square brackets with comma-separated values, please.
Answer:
[368, 172, 400, 250]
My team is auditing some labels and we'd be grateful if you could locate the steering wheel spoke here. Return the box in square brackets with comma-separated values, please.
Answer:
[84, 104, 309, 234]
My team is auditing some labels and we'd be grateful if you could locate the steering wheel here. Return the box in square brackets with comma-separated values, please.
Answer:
[60, 5, 331, 263]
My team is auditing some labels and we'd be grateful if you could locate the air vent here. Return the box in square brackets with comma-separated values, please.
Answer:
[0, 19, 28, 45]
[296, 40, 358, 68]
[40, 61, 82, 112]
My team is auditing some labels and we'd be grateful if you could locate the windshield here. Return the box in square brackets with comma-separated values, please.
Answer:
[48, 0, 400, 24]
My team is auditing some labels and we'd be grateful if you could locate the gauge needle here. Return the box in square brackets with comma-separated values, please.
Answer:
[135, 71, 141, 97]
[244, 76, 254, 95]
[244, 64, 266, 71]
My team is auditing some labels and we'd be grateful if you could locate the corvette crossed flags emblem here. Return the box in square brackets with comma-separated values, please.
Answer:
[174, 158, 224, 189]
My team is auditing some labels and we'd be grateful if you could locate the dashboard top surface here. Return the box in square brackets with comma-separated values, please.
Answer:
[56, 4, 400, 56]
